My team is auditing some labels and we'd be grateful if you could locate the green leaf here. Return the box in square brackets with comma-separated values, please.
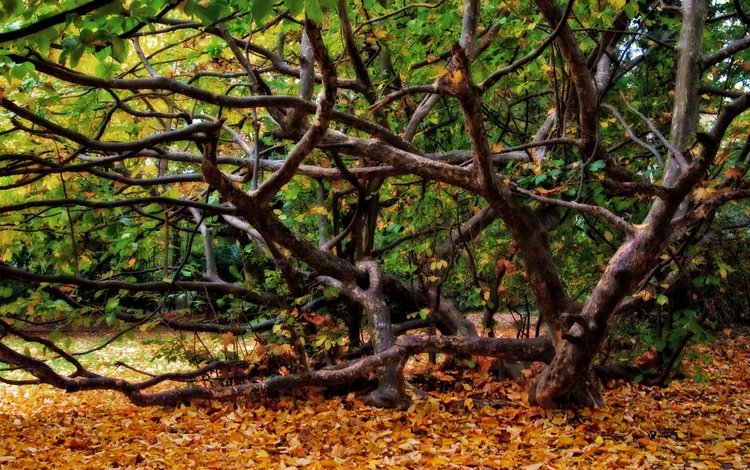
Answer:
[110, 37, 128, 63]
[184, 0, 229, 25]
[284, 0, 304, 16]
[61, 35, 82, 50]
[589, 160, 606, 172]
[95, 59, 118, 80]
[0, 0, 20, 19]
[323, 286, 339, 299]
[623, 1, 638, 19]
[305, 0, 324, 24]
[9, 61, 34, 80]
[251, 0, 274, 25]
[105, 298, 120, 313]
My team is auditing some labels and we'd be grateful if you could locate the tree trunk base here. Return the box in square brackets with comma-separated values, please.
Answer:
[364, 386, 411, 409]
[365, 362, 410, 409]
[528, 369, 604, 409]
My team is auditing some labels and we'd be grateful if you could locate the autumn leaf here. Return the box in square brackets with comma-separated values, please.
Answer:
[220, 331, 235, 347]
[535, 186, 560, 195]
[2, 332, 750, 468]
[725, 167, 743, 179]
[308, 205, 328, 216]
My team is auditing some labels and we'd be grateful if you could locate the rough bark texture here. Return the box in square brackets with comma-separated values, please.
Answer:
[529, 0, 709, 408]
[319, 260, 409, 408]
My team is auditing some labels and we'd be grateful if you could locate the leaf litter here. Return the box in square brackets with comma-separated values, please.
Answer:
[0, 331, 748, 469]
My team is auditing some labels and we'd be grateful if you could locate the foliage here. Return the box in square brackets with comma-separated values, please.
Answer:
[0, 0, 749, 409]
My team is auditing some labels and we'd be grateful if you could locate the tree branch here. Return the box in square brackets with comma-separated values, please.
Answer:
[0, 0, 117, 44]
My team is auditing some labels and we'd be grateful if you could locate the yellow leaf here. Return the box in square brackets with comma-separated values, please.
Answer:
[536, 186, 559, 195]
[637, 289, 654, 301]
[430, 65, 448, 79]
[43, 177, 60, 192]
[692, 187, 716, 202]
[309, 205, 328, 216]
[0, 230, 14, 246]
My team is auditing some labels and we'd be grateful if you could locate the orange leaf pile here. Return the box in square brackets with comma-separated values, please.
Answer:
[1, 332, 749, 468]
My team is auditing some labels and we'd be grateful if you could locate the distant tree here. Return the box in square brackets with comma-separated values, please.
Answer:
[1, 0, 749, 408]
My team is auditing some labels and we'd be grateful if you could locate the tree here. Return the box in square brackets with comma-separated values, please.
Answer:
[0, 0, 749, 408]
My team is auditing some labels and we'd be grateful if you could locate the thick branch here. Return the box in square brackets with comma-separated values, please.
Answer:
[533, 0, 600, 155]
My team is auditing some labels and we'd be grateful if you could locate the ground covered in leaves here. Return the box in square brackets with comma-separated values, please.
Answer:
[1, 330, 749, 469]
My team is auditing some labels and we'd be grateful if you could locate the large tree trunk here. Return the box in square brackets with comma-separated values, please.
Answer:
[318, 260, 409, 408]
[529, 0, 708, 408]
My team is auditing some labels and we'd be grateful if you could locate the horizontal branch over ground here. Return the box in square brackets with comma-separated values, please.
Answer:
[0, 333, 553, 407]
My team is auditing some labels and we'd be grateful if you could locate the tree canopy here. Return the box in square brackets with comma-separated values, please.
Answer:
[1, 0, 749, 409]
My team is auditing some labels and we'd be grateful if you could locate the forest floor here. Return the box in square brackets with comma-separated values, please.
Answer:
[0, 326, 748, 469]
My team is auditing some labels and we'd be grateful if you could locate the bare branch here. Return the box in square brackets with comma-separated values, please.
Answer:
[251, 22, 337, 207]
[1, 97, 220, 153]
[510, 184, 635, 236]
[0, 333, 553, 407]
[619, 93, 688, 170]
[0, 196, 235, 215]
[481, 0, 575, 91]
[354, 1, 445, 34]
[703, 36, 750, 68]
[602, 103, 664, 165]
[533, 0, 599, 155]
[0, 0, 117, 44]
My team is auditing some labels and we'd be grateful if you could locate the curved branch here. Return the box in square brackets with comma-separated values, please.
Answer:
[116, 312, 277, 335]
[0, 196, 236, 216]
[510, 184, 635, 236]
[533, 0, 599, 154]
[251, 21, 337, 207]
[0, 263, 284, 307]
[0, 0, 117, 44]
[702, 36, 750, 68]
[602, 104, 663, 165]
[353, 1, 445, 34]
[480, 0, 575, 91]
[1, 98, 220, 152]
[8, 54, 418, 154]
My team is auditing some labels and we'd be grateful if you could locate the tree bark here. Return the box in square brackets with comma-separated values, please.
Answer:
[318, 260, 409, 408]
[529, 0, 709, 408]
